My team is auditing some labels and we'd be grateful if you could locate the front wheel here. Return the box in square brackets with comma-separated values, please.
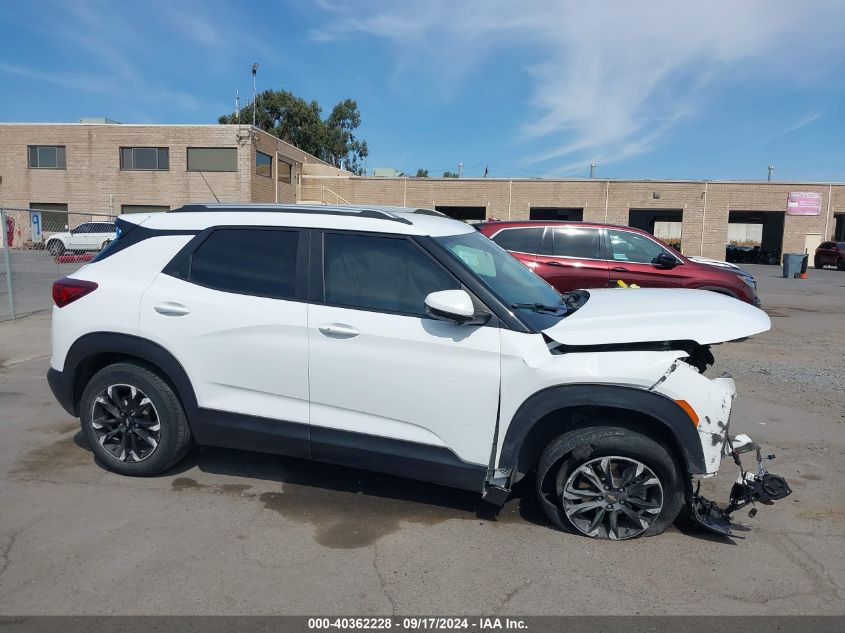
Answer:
[814, 257, 823, 269]
[838, 259, 845, 271]
[79, 362, 192, 476]
[48, 240, 65, 256]
[536, 426, 685, 540]
[100, 239, 111, 250]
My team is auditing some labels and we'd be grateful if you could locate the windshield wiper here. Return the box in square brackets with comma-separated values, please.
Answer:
[511, 302, 566, 314]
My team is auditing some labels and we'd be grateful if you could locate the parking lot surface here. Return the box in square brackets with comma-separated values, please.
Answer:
[0, 264, 843, 615]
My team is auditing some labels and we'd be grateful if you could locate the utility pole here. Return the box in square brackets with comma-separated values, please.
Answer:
[235, 89, 240, 124]
[251, 63, 259, 127]
[767, 165, 774, 181]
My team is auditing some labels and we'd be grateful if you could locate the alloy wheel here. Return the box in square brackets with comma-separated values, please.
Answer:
[560, 455, 664, 540]
[90, 384, 161, 463]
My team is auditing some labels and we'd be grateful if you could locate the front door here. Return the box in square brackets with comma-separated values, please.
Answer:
[605, 229, 687, 288]
[139, 227, 310, 456]
[307, 231, 501, 484]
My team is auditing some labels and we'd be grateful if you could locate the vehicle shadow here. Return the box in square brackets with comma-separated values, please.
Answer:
[76, 433, 727, 542]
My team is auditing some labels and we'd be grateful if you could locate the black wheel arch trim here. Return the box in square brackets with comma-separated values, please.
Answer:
[498, 383, 707, 477]
[53, 332, 199, 419]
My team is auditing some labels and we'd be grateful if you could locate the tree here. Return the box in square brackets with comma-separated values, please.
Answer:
[219, 90, 369, 175]
[415, 168, 429, 178]
[443, 170, 459, 178]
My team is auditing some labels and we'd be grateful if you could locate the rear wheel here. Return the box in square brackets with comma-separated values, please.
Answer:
[536, 426, 685, 540]
[100, 239, 111, 250]
[814, 257, 823, 269]
[79, 362, 192, 476]
[48, 240, 65, 256]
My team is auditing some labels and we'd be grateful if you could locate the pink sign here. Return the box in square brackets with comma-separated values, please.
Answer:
[787, 191, 822, 215]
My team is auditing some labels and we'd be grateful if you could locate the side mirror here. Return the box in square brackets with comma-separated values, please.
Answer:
[653, 252, 680, 269]
[425, 289, 476, 324]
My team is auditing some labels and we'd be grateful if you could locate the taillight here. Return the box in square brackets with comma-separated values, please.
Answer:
[52, 277, 98, 308]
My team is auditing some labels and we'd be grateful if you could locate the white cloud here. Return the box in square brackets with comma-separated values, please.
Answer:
[313, 0, 845, 172]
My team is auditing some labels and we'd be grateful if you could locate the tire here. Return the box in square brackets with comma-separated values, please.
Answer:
[79, 362, 192, 476]
[814, 258, 823, 270]
[48, 240, 65, 256]
[535, 426, 685, 540]
[838, 259, 845, 271]
[100, 239, 111, 250]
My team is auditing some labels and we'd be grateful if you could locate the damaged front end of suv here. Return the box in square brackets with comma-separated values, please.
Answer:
[644, 354, 791, 536]
[530, 287, 792, 538]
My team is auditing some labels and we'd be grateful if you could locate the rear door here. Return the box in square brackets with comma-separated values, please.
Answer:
[605, 228, 686, 288]
[139, 226, 310, 456]
[533, 226, 609, 292]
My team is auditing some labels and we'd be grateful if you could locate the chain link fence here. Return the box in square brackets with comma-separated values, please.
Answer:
[0, 207, 117, 322]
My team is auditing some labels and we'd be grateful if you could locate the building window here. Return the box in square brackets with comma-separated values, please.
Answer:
[29, 203, 69, 230]
[120, 204, 170, 214]
[187, 147, 237, 172]
[256, 150, 272, 178]
[120, 147, 169, 171]
[28, 146, 66, 169]
[278, 158, 292, 184]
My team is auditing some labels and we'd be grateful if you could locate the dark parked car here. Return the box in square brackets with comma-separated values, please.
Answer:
[814, 241, 845, 270]
[477, 220, 760, 305]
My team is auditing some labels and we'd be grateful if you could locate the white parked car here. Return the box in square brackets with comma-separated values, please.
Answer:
[46, 204, 790, 540]
[46, 221, 117, 255]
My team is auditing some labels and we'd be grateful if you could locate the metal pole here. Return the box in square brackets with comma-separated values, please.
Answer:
[1, 209, 16, 320]
[590, 163, 596, 178]
[251, 63, 259, 128]
[767, 165, 774, 181]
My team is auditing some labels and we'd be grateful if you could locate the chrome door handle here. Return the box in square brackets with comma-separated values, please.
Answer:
[318, 324, 359, 339]
[154, 302, 191, 317]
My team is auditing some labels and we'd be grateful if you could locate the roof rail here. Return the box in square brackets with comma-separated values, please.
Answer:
[168, 203, 413, 225]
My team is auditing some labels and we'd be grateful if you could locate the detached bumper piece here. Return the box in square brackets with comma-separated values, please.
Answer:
[689, 436, 791, 537]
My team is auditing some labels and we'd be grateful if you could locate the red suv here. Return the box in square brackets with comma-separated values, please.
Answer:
[477, 221, 760, 305]
[814, 241, 845, 270]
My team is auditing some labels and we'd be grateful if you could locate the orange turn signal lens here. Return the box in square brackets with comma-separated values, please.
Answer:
[675, 400, 699, 427]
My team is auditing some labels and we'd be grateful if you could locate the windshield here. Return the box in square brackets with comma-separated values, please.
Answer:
[435, 230, 563, 308]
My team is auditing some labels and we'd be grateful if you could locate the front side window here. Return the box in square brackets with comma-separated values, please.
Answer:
[28, 145, 66, 169]
[187, 147, 238, 172]
[435, 230, 561, 308]
[323, 233, 459, 316]
[189, 229, 299, 299]
[120, 147, 169, 171]
[256, 150, 272, 177]
[541, 227, 603, 259]
[490, 227, 544, 254]
[608, 229, 675, 264]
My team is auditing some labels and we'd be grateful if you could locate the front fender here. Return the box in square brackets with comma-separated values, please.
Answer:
[498, 383, 707, 477]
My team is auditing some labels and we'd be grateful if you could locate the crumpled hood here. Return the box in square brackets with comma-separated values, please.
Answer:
[544, 288, 770, 346]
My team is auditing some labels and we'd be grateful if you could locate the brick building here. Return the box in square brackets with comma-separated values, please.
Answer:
[1, 121, 843, 261]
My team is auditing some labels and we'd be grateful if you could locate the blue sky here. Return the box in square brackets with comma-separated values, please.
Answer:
[2, 0, 844, 181]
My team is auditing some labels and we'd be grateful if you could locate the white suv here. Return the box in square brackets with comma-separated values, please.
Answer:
[47, 204, 790, 540]
[46, 221, 117, 256]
